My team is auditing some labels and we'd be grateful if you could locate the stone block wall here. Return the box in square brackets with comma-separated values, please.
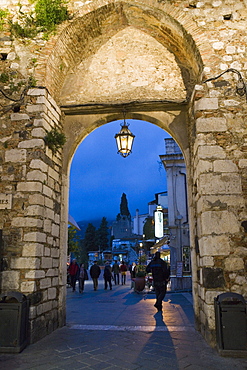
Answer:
[191, 79, 247, 344]
[0, 87, 66, 342]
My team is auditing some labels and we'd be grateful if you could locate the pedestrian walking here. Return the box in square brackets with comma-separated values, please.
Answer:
[79, 263, 88, 293]
[120, 261, 127, 285]
[112, 260, 120, 285]
[103, 261, 113, 290]
[89, 261, 101, 291]
[129, 262, 137, 289]
[68, 258, 80, 292]
[129, 262, 137, 279]
[146, 251, 170, 312]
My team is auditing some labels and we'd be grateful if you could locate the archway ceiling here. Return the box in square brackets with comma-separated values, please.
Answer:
[45, 3, 202, 103]
[60, 26, 186, 106]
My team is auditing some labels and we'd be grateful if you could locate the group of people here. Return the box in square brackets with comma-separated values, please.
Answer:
[111, 260, 128, 285]
[68, 252, 170, 312]
[67, 259, 88, 293]
[67, 259, 130, 292]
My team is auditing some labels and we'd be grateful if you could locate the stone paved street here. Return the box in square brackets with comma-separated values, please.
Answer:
[0, 276, 246, 369]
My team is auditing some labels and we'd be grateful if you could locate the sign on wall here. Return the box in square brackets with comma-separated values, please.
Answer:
[155, 206, 163, 238]
[0, 194, 12, 209]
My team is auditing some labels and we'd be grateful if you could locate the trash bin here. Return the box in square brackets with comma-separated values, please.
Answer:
[0, 292, 29, 353]
[214, 292, 247, 352]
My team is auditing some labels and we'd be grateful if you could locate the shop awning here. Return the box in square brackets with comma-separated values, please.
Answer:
[68, 215, 81, 230]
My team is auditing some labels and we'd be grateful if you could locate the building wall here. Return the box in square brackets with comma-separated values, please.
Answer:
[132, 209, 148, 236]
[111, 216, 132, 239]
[132, 193, 168, 236]
[160, 139, 190, 288]
[0, 88, 67, 342]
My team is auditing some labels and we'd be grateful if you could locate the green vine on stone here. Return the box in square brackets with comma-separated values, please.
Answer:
[9, 0, 70, 39]
[10, 11, 37, 38]
[35, 0, 69, 32]
[0, 9, 9, 31]
[44, 128, 66, 153]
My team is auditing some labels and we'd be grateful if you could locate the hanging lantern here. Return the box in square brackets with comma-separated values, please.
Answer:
[115, 117, 135, 158]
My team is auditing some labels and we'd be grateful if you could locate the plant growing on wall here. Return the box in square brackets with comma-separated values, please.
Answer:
[35, 0, 69, 32]
[10, 11, 37, 38]
[0, 73, 37, 115]
[44, 128, 66, 153]
[10, 0, 70, 39]
[0, 9, 9, 31]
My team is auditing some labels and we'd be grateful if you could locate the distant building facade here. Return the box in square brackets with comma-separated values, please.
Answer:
[160, 138, 191, 290]
[132, 192, 168, 237]
[111, 238, 138, 263]
[111, 215, 132, 239]
[132, 209, 148, 236]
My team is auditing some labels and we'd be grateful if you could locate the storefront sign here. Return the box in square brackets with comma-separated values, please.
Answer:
[0, 194, 12, 209]
[155, 207, 163, 238]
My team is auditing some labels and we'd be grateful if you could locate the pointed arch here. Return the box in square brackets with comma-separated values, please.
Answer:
[35, 2, 204, 101]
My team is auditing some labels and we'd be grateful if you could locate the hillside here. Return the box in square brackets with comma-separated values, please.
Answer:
[76, 219, 115, 238]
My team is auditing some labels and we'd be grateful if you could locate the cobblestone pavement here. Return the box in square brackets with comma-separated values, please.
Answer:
[0, 276, 246, 369]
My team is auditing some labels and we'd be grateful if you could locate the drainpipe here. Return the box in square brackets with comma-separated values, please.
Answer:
[179, 171, 188, 224]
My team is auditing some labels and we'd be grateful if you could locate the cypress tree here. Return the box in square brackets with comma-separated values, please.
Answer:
[120, 193, 131, 218]
[96, 217, 109, 251]
[143, 217, 155, 239]
[84, 223, 96, 252]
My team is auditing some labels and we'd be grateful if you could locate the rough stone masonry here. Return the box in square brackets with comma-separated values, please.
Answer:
[0, 0, 246, 347]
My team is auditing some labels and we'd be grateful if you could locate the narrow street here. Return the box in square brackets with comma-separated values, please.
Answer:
[0, 275, 246, 369]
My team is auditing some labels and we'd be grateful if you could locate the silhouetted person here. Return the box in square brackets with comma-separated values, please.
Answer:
[68, 258, 80, 292]
[120, 261, 127, 285]
[112, 261, 120, 285]
[103, 261, 113, 290]
[129, 262, 137, 289]
[90, 261, 101, 291]
[79, 263, 88, 293]
[129, 262, 137, 279]
[146, 252, 170, 312]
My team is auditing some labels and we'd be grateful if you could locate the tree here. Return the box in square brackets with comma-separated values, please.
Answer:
[143, 217, 155, 239]
[68, 226, 81, 260]
[96, 217, 109, 251]
[120, 193, 131, 218]
[84, 223, 96, 252]
[78, 239, 89, 267]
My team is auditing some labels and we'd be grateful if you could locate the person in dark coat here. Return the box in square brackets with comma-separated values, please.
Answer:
[68, 258, 80, 292]
[103, 261, 113, 290]
[119, 261, 127, 285]
[79, 263, 88, 293]
[89, 261, 101, 291]
[129, 262, 137, 279]
[112, 261, 120, 285]
[146, 252, 170, 312]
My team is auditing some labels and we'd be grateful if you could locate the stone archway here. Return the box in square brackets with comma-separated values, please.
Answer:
[36, 1, 203, 101]
[0, 0, 246, 348]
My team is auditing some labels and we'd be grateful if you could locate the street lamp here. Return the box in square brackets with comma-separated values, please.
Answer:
[203, 68, 247, 101]
[115, 113, 135, 158]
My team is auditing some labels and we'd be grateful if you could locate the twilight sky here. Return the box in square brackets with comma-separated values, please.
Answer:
[69, 119, 171, 223]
